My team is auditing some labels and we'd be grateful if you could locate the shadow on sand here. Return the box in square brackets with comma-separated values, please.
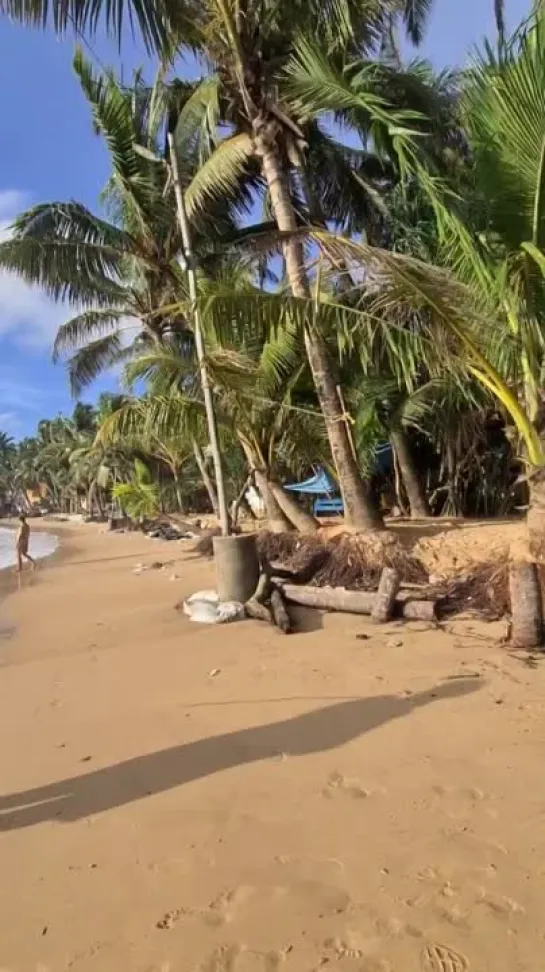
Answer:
[0, 679, 479, 830]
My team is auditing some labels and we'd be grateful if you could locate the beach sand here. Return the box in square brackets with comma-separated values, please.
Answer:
[1, 522, 545, 971]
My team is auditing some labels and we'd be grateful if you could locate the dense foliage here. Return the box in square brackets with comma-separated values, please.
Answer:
[1, 0, 544, 538]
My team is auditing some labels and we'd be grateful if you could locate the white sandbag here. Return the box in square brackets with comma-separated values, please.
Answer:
[183, 590, 244, 624]
[216, 601, 245, 623]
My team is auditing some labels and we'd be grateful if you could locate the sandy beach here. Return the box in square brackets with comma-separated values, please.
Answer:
[0, 523, 544, 971]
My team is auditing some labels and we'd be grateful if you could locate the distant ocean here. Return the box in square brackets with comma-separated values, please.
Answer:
[0, 527, 59, 569]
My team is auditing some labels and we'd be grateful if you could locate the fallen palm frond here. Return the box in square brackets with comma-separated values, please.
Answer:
[432, 564, 510, 620]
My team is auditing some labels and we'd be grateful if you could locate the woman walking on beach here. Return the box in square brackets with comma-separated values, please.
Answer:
[15, 514, 36, 573]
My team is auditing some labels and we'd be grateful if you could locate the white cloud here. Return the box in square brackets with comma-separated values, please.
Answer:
[0, 189, 67, 349]
[0, 190, 29, 229]
[0, 411, 22, 436]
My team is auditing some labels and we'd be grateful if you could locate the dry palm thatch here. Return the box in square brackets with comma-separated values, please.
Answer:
[256, 531, 511, 620]
[257, 530, 428, 587]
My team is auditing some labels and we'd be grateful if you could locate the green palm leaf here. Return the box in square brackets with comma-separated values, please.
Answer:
[184, 132, 255, 219]
[53, 309, 133, 360]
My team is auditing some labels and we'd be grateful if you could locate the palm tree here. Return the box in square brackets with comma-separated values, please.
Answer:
[173, 2, 450, 530]
[348, 376, 436, 517]
[0, 0, 444, 529]
[420, 8, 545, 553]
[0, 0, 435, 61]
[0, 51, 262, 529]
[113, 458, 160, 522]
[98, 296, 327, 532]
[0, 432, 16, 512]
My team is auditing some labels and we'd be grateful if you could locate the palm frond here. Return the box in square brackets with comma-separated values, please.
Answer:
[174, 75, 221, 166]
[0, 235, 128, 306]
[184, 132, 255, 219]
[53, 309, 131, 360]
[0, 0, 202, 53]
[73, 49, 171, 235]
[65, 333, 125, 397]
[285, 35, 423, 145]
[463, 14, 545, 250]
[98, 392, 207, 447]
[402, 0, 433, 46]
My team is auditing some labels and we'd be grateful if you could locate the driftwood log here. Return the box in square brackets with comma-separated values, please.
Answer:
[280, 583, 436, 622]
[509, 562, 543, 648]
[270, 587, 292, 633]
[245, 599, 274, 625]
[371, 568, 401, 623]
[244, 571, 291, 632]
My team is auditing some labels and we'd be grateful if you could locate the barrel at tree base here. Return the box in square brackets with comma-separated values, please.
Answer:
[213, 533, 260, 604]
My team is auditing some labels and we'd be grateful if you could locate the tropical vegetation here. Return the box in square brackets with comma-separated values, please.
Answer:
[2, 0, 545, 553]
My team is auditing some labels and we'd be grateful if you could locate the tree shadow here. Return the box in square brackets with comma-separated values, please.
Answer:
[0, 680, 479, 831]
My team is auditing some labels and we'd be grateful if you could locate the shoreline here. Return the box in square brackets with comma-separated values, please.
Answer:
[0, 519, 75, 606]
[0, 523, 545, 971]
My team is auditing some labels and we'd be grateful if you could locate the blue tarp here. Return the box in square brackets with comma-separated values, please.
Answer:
[284, 469, 336, 495]
[284, 445, 393, 496]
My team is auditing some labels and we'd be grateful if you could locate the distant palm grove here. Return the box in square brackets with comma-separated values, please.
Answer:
[1, 0, 545, 545]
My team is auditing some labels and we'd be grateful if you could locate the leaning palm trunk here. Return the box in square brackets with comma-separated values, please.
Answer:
[390, 429, 430, 518]
[254, 469, 293, 532]
[268, 479, 318, 534]
[255, 133, 383, 530]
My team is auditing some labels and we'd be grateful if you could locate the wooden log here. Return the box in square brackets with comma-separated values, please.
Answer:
[280, 583, 436, 622]
[509, 562, 543, 649]
[398, 600, 436, 622]
[270, 586, 292, 633]
[371, 568, 400, 623]
[245, 599, 274, 625]
[252, 571, 273, 605]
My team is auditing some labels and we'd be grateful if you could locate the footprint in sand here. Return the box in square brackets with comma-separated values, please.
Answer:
[198, 944, 243, 972]
[202, 886, 256, 927]
[421, 944, 469, 972]
[478, 891, 525, 919]
[156, 906, 187, 930]
[322, 771, 376, 800]
[359, 961, 393, 972]
[197, 945, 288, 972]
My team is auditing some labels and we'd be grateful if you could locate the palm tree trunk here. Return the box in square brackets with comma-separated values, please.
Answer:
[527, 467, 545, 561]
[268, 479, 318, 534]
[169, 133, 230, 535]
[255, 134, 383, 530]
[95, 485, 105, 518]
[254, 469, 293, 533]
[172, 468, 185, 513]
[390, 428, 430, 518]
[192, 440, 219, 516]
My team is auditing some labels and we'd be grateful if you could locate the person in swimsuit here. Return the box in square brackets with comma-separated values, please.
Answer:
[15, 514, 36, 573]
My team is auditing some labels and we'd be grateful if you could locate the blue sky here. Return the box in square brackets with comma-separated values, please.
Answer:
[0, 0, 531, 438]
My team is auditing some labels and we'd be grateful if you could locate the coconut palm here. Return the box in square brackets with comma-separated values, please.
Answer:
[1, 0, 449, 529]
[113, 458, 160, 522]
[0, 50, 253, 395]
[175, 3, 456, 530]
[0, 51, 267, 530]
[412, 8, 545, 553]
[97, 294, 329, 532]
[0, 432, 16, 511]
[0, 0, 436, 60]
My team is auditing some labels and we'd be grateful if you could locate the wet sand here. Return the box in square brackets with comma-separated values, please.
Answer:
[0, 522, 544, 971]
